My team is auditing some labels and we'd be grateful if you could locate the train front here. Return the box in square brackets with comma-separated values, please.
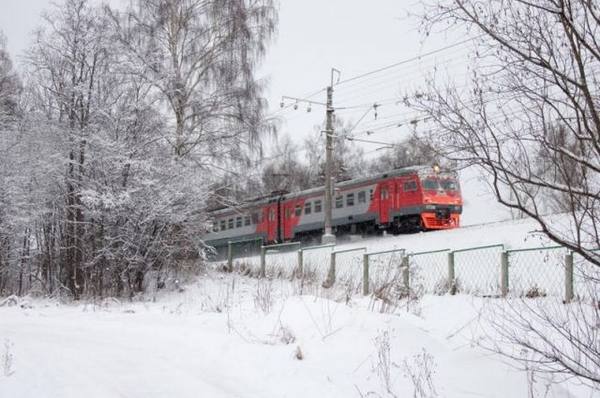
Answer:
[418, 167, 462, 229]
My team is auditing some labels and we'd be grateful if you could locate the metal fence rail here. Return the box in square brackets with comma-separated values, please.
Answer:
[259, 242, 301, 278]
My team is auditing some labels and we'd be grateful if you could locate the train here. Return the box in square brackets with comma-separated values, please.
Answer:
[204, 165, 463, 248]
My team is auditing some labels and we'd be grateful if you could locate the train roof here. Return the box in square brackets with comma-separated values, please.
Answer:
[208, 165, 452, 216]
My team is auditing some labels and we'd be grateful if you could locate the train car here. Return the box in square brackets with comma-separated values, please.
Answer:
[204, 165, 462, 248]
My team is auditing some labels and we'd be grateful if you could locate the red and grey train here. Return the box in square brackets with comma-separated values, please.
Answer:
[204, 165, 463, 247]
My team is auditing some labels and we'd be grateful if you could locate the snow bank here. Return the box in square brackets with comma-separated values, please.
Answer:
[0, 273, 594, 397]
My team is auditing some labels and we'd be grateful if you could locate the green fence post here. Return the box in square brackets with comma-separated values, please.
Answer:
[402, 255, 410, 292]
[297, 249, 304, 279]
[227, 241, 233, 271]
[501, 251, 509, 297]
[362, 253, 370, 296]
[329, 251, 336, 283]
[260, 246, 266, 278]
[448, 251, 456, 295]
[322, 251, 336, 288]
[565, 252, 574, 303]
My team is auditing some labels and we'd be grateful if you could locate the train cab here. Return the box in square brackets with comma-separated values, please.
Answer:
[416, 167, 462, 229]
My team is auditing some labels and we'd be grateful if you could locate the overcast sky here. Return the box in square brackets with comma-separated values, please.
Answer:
[0, 0, 470, 156]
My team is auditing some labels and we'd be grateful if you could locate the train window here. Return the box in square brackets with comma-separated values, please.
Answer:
[268, 209, 275, 221]
[244, 216, 251, 226]
[304, 202, 312, 215]
[404, 181, 417, 192]
[381, 188, 389, 200]
[358, 191, 366, 203]
[228, 218, 234, 229]
[295, 205, 302, 217]
[220, 220, 226, 230]
[285, 208, 291, 219]
[314, 200, 322, 213]
[441, 179, 459, 191]
[235, 217, 242, 228]
[212, 222, 218, 233]
[423, 178, 439, 190]
[251, 213, 259, 224]
[335, 195, 343, 209]
[369, 189, 374, 200]
[346, 193, 355, 206]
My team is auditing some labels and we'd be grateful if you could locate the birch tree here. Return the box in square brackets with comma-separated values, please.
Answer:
[107, 0, 277, 162]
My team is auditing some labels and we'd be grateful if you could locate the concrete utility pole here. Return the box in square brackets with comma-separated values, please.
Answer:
[322, 69, 339, 245]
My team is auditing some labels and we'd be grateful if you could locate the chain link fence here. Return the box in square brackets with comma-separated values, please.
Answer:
[452, 244, 504, 296]
[331, 247, 367, 295]
[213, 238, 599, 302]
[298, 244, 335, 282]
[573, 251, 600, 301]
[506, 246, 567, 298]
[224, 237, 264, 267]
[406, 249, 451, 295]
[363, 248, 406, 297]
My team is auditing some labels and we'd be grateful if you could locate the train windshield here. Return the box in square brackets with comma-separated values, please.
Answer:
[422, 178, 440, 190]
[421, 173, 460, 192]
[440, 179, 459, 191]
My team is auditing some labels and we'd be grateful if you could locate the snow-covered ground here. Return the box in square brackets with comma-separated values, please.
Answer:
[1, 188, 597, 397]
[0, 273, 594, 398]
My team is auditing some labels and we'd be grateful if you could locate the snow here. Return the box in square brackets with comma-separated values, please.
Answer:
[459, 166, 513, 226]
[0, 271, 595, 397]
[0, 209, 597, 397]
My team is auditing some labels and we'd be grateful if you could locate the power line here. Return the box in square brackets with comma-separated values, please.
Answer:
[344, 136, 400, 147]
[334, 35, 483, 87]
[333, 52, 473, 102]
[271, 40, 480, 137]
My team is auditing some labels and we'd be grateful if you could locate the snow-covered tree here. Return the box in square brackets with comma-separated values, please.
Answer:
[0, 0, 277, 299]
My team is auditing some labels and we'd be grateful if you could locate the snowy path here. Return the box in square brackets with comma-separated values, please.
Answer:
[0, 276, 588, 397]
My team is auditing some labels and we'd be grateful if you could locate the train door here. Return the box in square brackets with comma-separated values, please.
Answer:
[378, 181, 393, 224]
[266, 205, 277, 242]
[401, 177, 420, 207]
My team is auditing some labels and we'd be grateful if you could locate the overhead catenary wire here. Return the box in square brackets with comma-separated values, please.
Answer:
[347, 99, 569, 147]
[341, 72, 588, 140]
[276, 37, 481, 121]
[333, 54, 475, 104]
[268, 31, 589, 167]
[333, 35, 484, 88]
[272, 37, 485, 142]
